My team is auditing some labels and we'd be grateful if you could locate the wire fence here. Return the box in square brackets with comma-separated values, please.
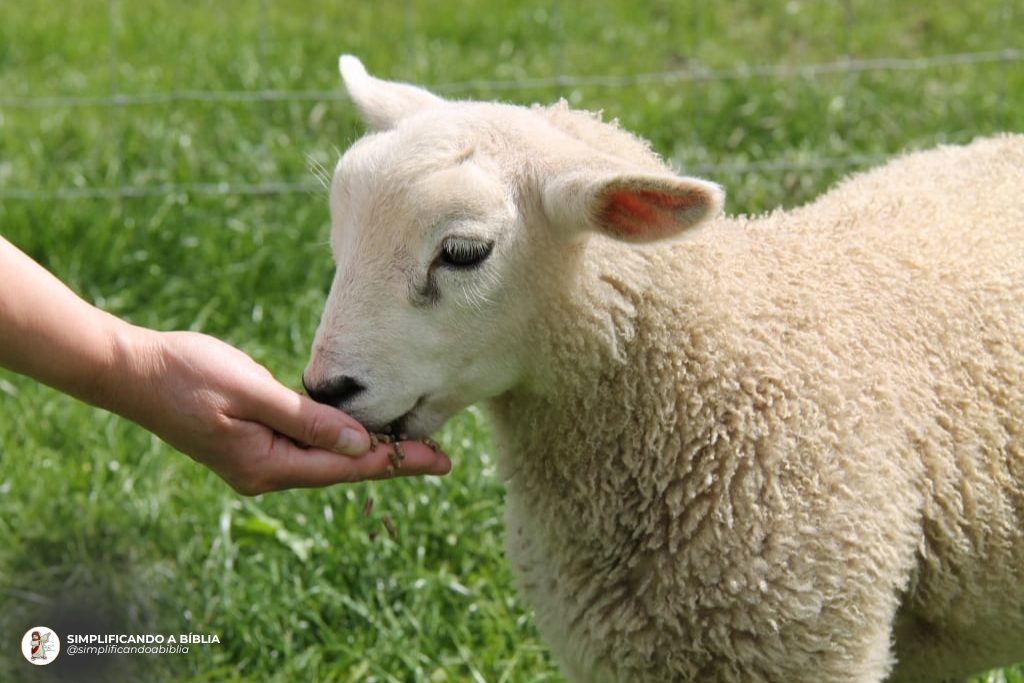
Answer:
[0, 0, 1021, 203]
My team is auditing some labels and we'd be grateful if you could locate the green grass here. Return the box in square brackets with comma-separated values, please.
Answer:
[1, 1, 1022, 682]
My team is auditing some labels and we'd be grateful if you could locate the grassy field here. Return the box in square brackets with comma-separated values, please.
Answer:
[1, 1, 1022, 682]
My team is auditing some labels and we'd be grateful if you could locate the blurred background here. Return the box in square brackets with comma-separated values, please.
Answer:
[1, 1, 1021, 682]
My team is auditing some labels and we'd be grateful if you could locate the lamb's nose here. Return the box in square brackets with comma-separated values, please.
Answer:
[302, 374, 366, 408]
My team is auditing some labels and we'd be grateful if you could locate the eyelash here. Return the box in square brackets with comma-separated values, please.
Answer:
[438, 236, 494, 269]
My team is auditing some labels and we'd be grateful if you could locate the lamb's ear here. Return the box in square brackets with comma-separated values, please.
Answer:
[339, 55, 444, 131]
[543, 171, 725, 243]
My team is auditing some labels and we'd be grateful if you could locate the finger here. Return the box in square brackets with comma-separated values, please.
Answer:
[242, 379, 371, 456]
[256, 437, 452, 492]
[362, 440, 453, 480]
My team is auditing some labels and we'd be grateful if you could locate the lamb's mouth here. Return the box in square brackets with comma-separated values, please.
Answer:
[376, 395, 428, 438]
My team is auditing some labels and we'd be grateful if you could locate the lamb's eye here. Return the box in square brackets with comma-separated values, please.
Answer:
[439, 237, 494, 269]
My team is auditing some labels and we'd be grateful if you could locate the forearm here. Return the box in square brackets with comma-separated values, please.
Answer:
[0, 235, 138, 409]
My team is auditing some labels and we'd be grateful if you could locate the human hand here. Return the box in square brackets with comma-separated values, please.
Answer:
[103, 328, 452, 495]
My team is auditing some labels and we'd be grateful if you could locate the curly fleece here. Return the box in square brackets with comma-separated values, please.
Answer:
[491, 134, 1024, 683]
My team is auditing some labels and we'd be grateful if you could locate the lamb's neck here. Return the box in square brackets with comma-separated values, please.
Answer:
[530, 240, 656, 388]
[488, 241, 676, 488]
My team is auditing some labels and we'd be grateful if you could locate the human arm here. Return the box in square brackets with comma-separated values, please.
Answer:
[0, 236, 451, 493]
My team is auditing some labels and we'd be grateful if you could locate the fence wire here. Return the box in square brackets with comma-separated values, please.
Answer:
[0, 1, 1020, 202]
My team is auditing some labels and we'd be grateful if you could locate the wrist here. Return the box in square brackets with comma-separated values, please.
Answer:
[81, 314, 162, 420]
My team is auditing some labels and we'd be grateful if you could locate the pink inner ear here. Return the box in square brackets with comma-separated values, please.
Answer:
[599, 189, 704, 241]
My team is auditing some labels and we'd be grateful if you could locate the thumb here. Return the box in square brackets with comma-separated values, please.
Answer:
[246, 378, 372, 456]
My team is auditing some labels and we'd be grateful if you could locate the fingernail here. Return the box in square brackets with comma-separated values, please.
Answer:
[335, 428, 370, 456]
[431, 456, 453, 476]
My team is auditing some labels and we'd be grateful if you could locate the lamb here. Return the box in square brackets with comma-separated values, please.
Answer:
[302, 55, 1024, 683]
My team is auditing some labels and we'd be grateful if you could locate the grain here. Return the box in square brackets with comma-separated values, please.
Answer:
[381, 514, 398, 540]
[369, 432, 394, 451]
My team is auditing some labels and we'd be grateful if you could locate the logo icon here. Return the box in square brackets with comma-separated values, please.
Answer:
[22, 626, 60, 665]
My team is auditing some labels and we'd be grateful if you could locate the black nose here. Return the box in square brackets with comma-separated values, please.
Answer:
[303, 375, 366, 408]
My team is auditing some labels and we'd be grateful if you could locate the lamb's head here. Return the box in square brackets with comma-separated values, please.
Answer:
[302, 56, 724, 438]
